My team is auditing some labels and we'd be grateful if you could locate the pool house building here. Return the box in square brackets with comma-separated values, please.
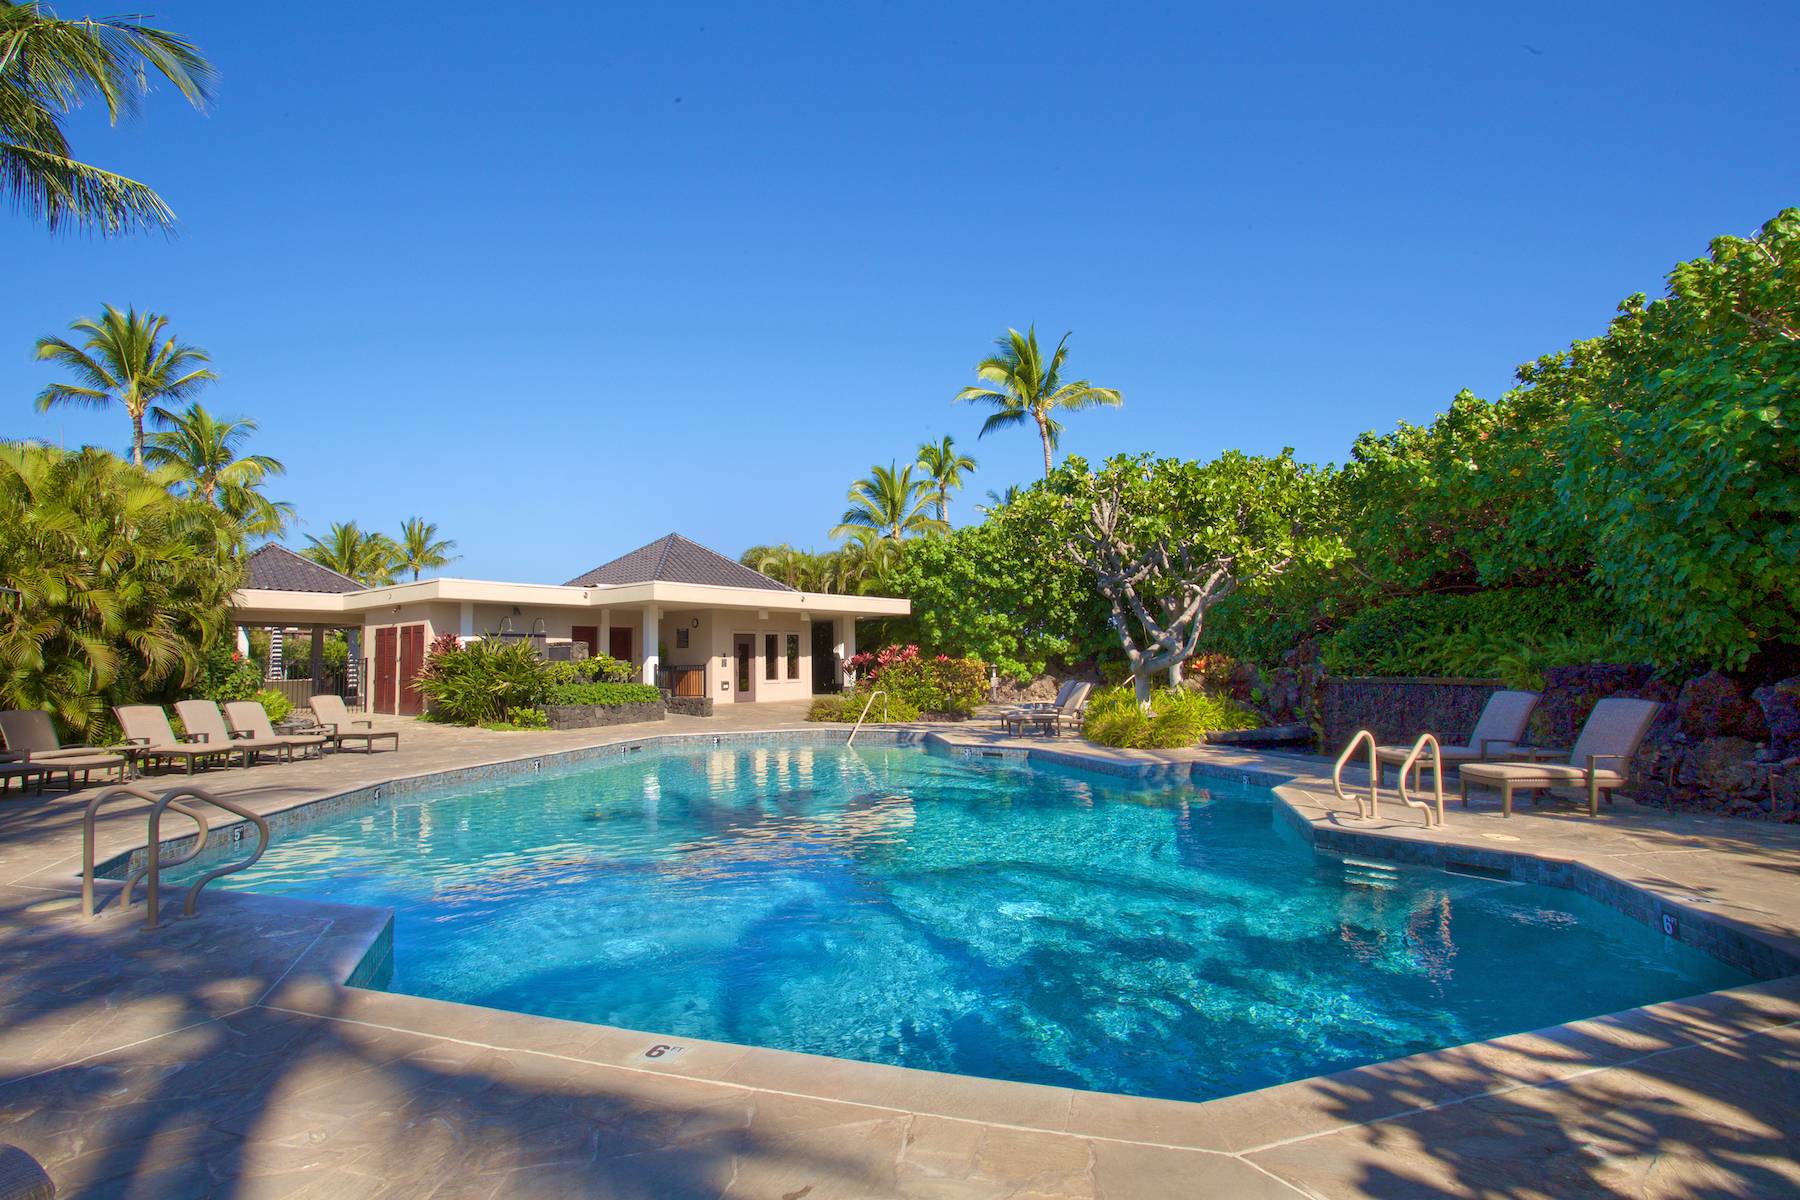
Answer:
[231, 534, 909, 715]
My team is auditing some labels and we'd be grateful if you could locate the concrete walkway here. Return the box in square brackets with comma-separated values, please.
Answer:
[0, 711, 1795, 1198]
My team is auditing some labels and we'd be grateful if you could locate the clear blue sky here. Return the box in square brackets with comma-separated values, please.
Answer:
[6, 2, 1796, 581]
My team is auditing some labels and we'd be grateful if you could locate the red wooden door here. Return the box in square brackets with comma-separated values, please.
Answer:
[374, 627, 397, 714]
[571, 625, 598, 658]
[609, 627, 633, 663]
[398, 624, 426, 716]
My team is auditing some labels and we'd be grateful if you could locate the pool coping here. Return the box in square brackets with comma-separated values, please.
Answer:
[75, 725, 1800, 1161]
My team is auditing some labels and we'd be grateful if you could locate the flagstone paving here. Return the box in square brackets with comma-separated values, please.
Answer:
[0, 708, 1796, 1197]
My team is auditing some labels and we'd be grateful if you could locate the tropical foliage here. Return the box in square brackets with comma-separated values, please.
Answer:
[303, 521, 401, 585]
[397, 516, 457, 581]
[34, 305, 215, 465]
[892, 210, 1800, 687]
[915, 435, 976, 523]
[542, 681, 660, 706]
[414, 638, 547, 726]
[831, 461, 945, 544]
[1, 1, 214, 235]
[145, 402, 292, 536]
[955, 327, 1121, 477]
[0, 442, 243, 737]
[843, 643, 987, 715]
[806, 688, 921, 724]
[1081, 684, 1259, 749]
[417, 637, 655, 725]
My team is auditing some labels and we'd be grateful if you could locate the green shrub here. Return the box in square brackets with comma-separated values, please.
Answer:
[805, 688, 921, 723]
[543, 681, 660, 706]
[1320, 586, 1641, 688]
[542, 654, 634, 686]
[847, 645, 987, 715]
[254, 688, 292, 724]
[415, 638, 547, 725]
[199, 641, 263, 704]
[1081, 685, 1260, 748]
[484, 706, 549, 730]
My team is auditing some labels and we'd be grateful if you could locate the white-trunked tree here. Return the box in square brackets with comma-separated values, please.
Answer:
[1059, 452, 1341, 710]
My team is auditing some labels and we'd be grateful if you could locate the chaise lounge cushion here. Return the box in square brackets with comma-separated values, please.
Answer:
[1457, 761, 1626, 791]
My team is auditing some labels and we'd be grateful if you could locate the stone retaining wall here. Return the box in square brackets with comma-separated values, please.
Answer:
[1320, 676, 1503, 748]
[542, 701, 666, 730]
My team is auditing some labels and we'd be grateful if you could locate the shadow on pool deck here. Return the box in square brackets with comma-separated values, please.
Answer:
[0, 889, 934, 1199]
[1240, 997, 1800, 1198]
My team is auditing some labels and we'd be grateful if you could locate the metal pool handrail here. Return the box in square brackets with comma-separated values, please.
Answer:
[82, 783, 210, 918]
[1394, 733, 1446, 828]
[82, 782, 271, 929]
[143, 786, 271, 930]
[1332, 728, 1381, 819]
[846, 689, 889, 746]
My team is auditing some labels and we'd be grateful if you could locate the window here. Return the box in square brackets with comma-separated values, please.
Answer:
[675, 627, 690, 650]
[786, 633, 800, 679]
[765, 633, 778, 679]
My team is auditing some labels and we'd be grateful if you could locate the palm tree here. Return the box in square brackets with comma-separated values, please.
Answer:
[915, 435, 977, 524]
[955, 326, 1122, 478]
[144, 402, 292, 537]
[1, 2, 214, 235]
[397, 517, 457, 581]
[34, 305, 216, 465]
[978, 484, 1023, 515]
[303, 521, 401, 586]
[831, 462, 946, 545]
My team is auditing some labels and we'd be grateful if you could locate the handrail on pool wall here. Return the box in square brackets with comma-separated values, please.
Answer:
[83, 782, 271, 929]
[1333, 730, 1445, 828]
[1332, 729, 1381, 819]
[846, 689, 889, 746]
[1394, 733, 1446, 827]
[82, 783, 209, 918]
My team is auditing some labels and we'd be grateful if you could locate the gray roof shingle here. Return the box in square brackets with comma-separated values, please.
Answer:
[244, 544, 366, 594]
[565, 533, 795, 592]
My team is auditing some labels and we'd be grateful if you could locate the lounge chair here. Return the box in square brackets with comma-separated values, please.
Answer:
[0, 709, 130, 788]
[306, 694, 400, 753]
[175, 699, 292, 767]
[1000, 681, 1092, 737]
[114, 705, 233, 775]
[0, 755, 46, 796]
[224, 701, 327, 760]
[1375, 689, 1541, 775]
[1458, 697, 1663, 817]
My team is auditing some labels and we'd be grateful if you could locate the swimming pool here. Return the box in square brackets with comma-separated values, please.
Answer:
[203, 741, 1749, 1104]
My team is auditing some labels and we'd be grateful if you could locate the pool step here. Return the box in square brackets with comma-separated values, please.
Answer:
[1339, 855, 1401, 891]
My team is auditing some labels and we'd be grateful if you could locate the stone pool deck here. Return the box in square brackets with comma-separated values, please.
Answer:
[0, 709, 1795, 1198]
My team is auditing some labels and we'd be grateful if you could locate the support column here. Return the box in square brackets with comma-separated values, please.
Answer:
[234, 626, 251, 657]
[459, 601, 475, 640]
[599, 607, 612, 661]
[835, 618, 857, 689]
[267, 627, 284, 681]
[641, 605, 659, 686]
[310, 625, 325, 695]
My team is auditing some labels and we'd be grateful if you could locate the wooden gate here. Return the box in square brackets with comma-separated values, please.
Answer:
[373, 626, 397, 714]
[398, 624, 426, 716]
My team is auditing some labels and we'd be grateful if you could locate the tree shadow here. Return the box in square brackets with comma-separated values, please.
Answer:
[1262, 989, 1800, 1198]
[0, 887, 899, 1198]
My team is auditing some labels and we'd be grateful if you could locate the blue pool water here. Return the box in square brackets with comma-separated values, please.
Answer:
[207, 742, 1748, 1103]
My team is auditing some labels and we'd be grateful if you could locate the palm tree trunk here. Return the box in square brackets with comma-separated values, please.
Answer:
[1035, 411, 1053, 478]
[130, 409, 144, 467]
